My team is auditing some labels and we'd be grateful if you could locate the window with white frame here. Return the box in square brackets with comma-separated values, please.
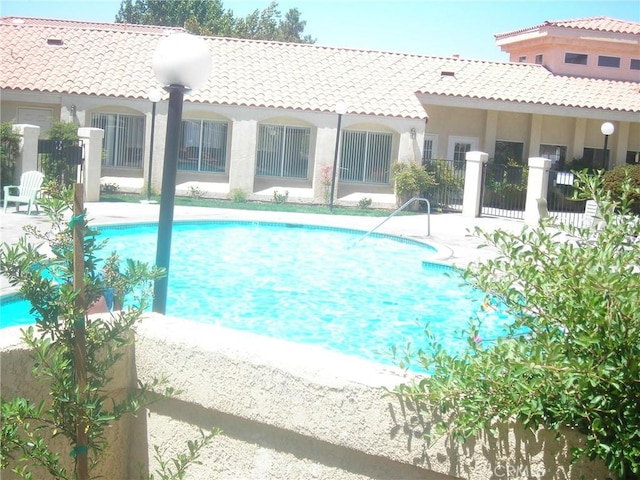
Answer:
[178, 119, 228, 172]
[91, 113, 145, 168]
[539, 144, 567, 169]
[447, 136, 478, 162]
[256, 124, 311, 178]
[340, 130, 393, 184]
[421, 134, 438, 164]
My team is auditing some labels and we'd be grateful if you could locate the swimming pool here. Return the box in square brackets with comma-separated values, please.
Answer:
[0, 221, 510, 367]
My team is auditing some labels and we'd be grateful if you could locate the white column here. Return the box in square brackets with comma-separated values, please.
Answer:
[78, 127, 104, 202]
[228, 119, 257, 194]
[462, 151, 489, 217]
[528, 114, 542, 160]
[483, 111, 497, 158]
[12, 124, 40, 183]
[524, 156, 552, 226]
[312, 125, 339, 202]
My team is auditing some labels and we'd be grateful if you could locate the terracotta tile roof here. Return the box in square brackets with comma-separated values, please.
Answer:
[415, 58, 640, 113]
[1, 17, 639, 119]
[495, 16, 640, 39]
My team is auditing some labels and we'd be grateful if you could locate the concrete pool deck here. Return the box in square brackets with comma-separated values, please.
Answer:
[0, 201, 527, 294]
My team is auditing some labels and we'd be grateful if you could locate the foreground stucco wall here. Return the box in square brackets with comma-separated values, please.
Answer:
[1, 316, 613, 480]
[129, 315, 612, 480]
[0, 325, 134, 480]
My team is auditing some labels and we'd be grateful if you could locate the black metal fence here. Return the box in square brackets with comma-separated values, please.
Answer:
[421, 158, 466, 212]
[481, 162, 528, 219]
[37, 139, 85, 186]
[546, 169, 586, 226]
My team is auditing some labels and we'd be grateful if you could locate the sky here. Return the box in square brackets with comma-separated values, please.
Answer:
[1, 0, 639, 61]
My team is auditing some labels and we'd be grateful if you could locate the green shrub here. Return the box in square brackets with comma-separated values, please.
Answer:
[0, 122, 20, 190]
[357, 197, 372, 209]
[392, 161, 435, 206]
[229, 188, 248, 203]
[100, 182, 120, 194]
[603, 164, 640, 214]
[272, 190, 289, 204]
[188, 185, 204, 200]
[394, 171, 640, 479]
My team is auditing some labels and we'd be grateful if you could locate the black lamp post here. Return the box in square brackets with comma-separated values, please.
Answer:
[143, 88, 162, 203]
[601, 122, 614, 171]
[151, 33, 211, 314]
[329, 102, 347, 212]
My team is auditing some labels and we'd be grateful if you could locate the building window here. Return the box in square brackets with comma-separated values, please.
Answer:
[535, 54, 543, 65]
[447, 136, 478, 162]
[340, 130, 393, 184]
[421, 134, 438, 163]
[494, 141, 524, 165]
[565, 52, 588, 65]
[178, 119, 228, 172]
[582, 148, 606, 170]
[518, 56, 527, 63]
[626, 151, 640, 165]
[256, 124, 310, 178]
[630, 59, 640, 70]
[92, 113, 145, 168]
[598, 55, 621, 68]
[539, 144, 567, 169]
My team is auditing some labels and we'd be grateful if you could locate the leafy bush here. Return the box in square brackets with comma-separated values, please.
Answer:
[392, 161, 435, 206]
[100, 182, 120, 194]
[188, 185, 204, 200]
[357, 197, 372, 209]
[394, 171, 640, 479]
[603, 164, 640, 214]
[229, 188, 248, 203]
[0, 186, 217, 478]
[272, 190, 289, 204]
[0, 121, 20, 191]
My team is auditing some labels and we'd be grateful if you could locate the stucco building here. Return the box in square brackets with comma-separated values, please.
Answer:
[1, 15, 638, 206]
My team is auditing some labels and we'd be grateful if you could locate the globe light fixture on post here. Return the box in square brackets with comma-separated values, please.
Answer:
[142, 88, 162, 203]
[152, 33, 212, 313]
[600, 122, 615, 171]
[329, 101, 348, 212]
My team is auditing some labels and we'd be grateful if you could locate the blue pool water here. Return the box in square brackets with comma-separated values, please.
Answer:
[0, 221, 510, 367]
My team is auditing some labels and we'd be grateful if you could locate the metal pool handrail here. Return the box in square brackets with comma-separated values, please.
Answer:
[353, 196, 431, 244]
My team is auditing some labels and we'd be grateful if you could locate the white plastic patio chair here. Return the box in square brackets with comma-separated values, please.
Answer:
[3, 171, 45, 215]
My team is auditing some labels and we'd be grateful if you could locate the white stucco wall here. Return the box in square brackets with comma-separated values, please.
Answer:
[0, 315, 614, 480]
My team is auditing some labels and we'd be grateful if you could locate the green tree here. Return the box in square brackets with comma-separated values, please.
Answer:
[0, 121, 20, 190]
[115, 0, 315, 43]
[0, 185, 217, 479]
[394, 171, 640, 479]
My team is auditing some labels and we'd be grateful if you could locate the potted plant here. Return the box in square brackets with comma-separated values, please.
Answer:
[392, 161, 436, 208]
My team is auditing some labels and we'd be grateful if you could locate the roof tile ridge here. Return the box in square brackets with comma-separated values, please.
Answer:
[205, 34, 456, 60]
[1, 16, 186, 33]
[546, 72, 640, 85]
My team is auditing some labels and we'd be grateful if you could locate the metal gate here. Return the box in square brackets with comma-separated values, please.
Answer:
[546, 169, 586, 226]
[37, 139, 85, 186]
[421, 158, 466, 212]
[481, 162, 528, 219]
